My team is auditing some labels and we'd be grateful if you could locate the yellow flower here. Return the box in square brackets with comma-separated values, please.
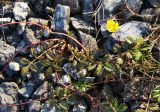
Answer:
[106, 19, 119, 32]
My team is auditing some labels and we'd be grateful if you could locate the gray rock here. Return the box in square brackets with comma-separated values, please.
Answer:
[127, 0, 143, 13]
[63, 63, 87, 80]
[17, 20, 26, 35]
[6, 31, 21, 45]
[32, 62, 45, 87]
[0, 41, 15, 66]
[111, 21, 150, 42]
[63, 63, 80, 80]
[0, 17, 12, 34]
[141, 8, 160, 23]
[148, 0, 160, 7]
[32, 81, 49, 98]
[28, 0, 50, 15]
[13, 2, 30, 21]
[52, 4, 70, 33]
[28, 17, 49, 26]
[0, 4, 13, 17]
[41, 102, 60, 112]
[16, 40, 26, 52]
[60, 75, 71, 84]
[5, 62, 20, 77]
[54, 0, 81, 14]
[100, 22, 110, 37]
[104, 21, 150, 52]
[96, 0, 122, 24]
[18, 81, 35, 98]
[23, 27, 40, 45]
[73, 103, 87, 112]
[0, 82, 19, 112]
[77, 31, 98, 51]
[70, 16, 96, 35]
[81, 0, 94, 21]
[84, 77, 95, 83]
[29, 100, 41, 112]
[45, 7, 54, 15]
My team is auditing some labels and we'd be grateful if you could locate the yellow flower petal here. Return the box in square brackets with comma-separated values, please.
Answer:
[106, 19, 119, 32]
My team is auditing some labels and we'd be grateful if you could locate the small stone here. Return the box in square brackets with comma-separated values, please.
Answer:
[29, 100, 41, 112]
[23, 27, 40, 45]
[0, 41, 15, 66]
[60, 75, 71, 84]
[18, 81, 35, 98]
[28, 17, 49, 26]
[70, 16, 96, 35]
[77, 31, 98, 51]
[45, 6, 54, 14]
[13, 2, 30, 21]
[43, 30, 50, 38]
[32, 81, 49, 98]
[63, 63, 80, 80]
[0, 18, 12, 34]
[127, 0, 143, 13]
[52, 4, 70, 33]
[73, 103, 87, 112]
[84, 77, 95, 83]
[9, 62, 20, 71]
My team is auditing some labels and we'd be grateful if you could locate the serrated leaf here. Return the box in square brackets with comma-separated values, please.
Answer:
[21, 66, 29, 75]
[52, 64, 62, 71]
[30, 64, 37, 72]
[46, 53, 54, 60]
[45, 66, 53, 76]
[20, 58, 30, 64]
[41, 60, 52, 66]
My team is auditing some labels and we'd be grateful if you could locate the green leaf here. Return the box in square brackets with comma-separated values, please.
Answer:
[21, 66, 29, 75]
[125, 36, 134, 44]
[30, 64, 37, 72]
[41, 60, 52, 67]
[136, 36, 143, 46]
[87, 63, 97, 71]
[52, 64, 62, 71]
[45, 66, 53, 76]
[45, 53, 54, 60]
[134, 51, 142, 61]
[20, 58, 30, 64]
[104, 62, 112, 72]
[96, 64, 103, 75]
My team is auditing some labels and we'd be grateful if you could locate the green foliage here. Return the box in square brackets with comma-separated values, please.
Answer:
[152, 85, 160, 103]
[103, 98, 127, 112]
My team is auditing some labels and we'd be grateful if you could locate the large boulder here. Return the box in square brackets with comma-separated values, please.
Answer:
[104, 21, 150, 52]
[0, 82, 19, 112]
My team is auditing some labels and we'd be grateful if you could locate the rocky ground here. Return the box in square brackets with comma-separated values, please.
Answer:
[0, 0, 160, 112]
